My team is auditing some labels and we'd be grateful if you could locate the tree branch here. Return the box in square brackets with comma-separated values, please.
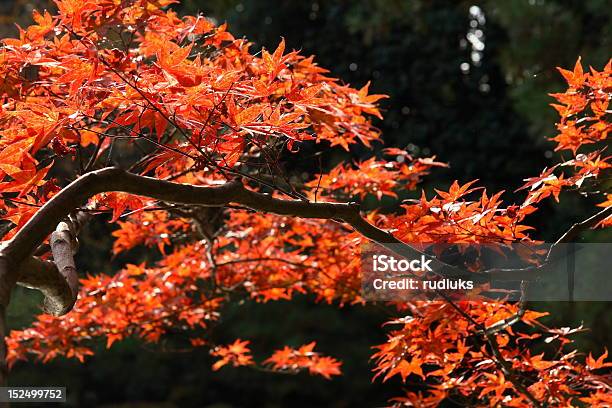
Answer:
[15, 221, 80, 316]
[553, 205, 612, 245]
[478, 206, 611, 283]
[48, 220, 79, 315]
[16, 257, 74, 316]
[13, 210, 88, 316]
[1, 167, 480, 285]
[481, 206, 611, 335]
[3, 168, 609, 319]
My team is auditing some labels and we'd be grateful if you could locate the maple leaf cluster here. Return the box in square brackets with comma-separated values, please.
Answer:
[0, 0, 610, 406]
[210, 339, 254, 371]
[306, 149, 448, 201]
[7, 244, 224, 364]
[373, 302, 611, 407]
[518, 59, 611, 208]
[210, 340, 341, 380]
[264, 341, 342, 379]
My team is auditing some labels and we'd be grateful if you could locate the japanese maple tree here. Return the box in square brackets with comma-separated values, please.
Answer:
[0, 1, 610, 406]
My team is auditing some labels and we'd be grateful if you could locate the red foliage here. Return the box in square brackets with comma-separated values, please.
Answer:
[264, 342, 342, 379]
[0, 0, 610, 406]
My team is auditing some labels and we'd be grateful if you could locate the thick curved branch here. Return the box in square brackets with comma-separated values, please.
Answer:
[4, 168, 609, 313]
[4, 168, 609, 307]
[13, 211, 87, 316]
[15, 220, 80, 316]
[48, 220, 79, 315]
[2, 167, 480, 284]
[16, 257, 75, 316]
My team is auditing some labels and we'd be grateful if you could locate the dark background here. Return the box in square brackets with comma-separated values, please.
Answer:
[2, 0, 611, 406]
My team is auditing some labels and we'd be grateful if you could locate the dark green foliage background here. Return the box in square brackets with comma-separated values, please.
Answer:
[3, 0, 611, 406]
